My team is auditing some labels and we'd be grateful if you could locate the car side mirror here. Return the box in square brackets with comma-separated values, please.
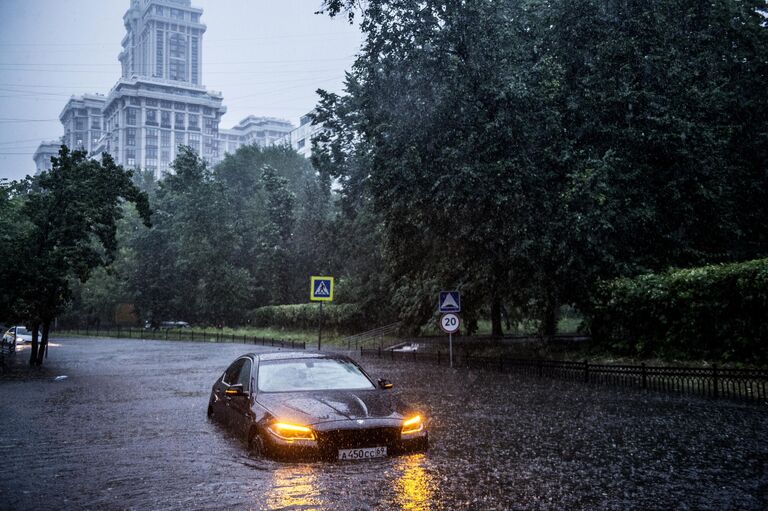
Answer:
[378, 378, 394, 390]
[225, 384, 249, 397]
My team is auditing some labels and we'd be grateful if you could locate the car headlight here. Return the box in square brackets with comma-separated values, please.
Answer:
[401, 415, 425, 436]
[267, 421, 316, 441]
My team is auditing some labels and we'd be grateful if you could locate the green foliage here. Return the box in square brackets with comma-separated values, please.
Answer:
[587, 259, 768, 362]
[1, 146, 151, 364]
[249, 303, 365, 332]
[315, 0, 768, 337]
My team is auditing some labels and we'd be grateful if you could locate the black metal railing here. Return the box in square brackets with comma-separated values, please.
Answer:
[359, 348, 768, 403]
[54, 327, 306, 350]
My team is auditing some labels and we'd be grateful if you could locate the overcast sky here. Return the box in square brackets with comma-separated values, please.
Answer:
[0, 0, 362, 181]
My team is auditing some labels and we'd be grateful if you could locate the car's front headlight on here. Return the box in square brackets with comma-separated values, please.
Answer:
[267, 421, 316, 442]
[401, 415, 425, 436]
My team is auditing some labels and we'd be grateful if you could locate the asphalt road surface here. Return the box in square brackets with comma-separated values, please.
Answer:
[0, 337, 766, 510]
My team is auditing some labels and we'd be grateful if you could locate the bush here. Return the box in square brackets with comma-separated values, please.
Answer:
[249, 303, 366, 332]
[587, 259, 768, 363]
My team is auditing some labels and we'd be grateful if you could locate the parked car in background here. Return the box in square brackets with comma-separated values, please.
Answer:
[2, 326, 34, 346]
[208, 351, 428, 460]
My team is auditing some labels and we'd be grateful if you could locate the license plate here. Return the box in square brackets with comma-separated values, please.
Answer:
[338, 446, 387, 460]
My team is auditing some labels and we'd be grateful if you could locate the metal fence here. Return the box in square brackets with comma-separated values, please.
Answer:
[360, 348, 768, 403]
[55, 327, 306, 350]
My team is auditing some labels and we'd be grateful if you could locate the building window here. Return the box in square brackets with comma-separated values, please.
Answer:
[155, 5, 165, 16]
[146, 109, 158, 126]
[188, 133, 201, 153]
[191, 13, 200, 23]
[174, 102, 186, 110]
[161, 111, 171, 128]
[126, 148, 136, 166]
[204, 118, 217, 135]
[171, 8, 184, 20]
[174, 131, 185, 148]
[188, 114, 199, 131]
[126, 108, 137, 126]
[146, 128, 158, 145]
[130, 97, 141, 106]
[126, 128, 136, 147]
[188, 105, 199, 113]
[174, 112, 185, 129]
[161, 130, 171, 148]
[146, 98, 158, 107]
[155, 30, 164, 78]
[91, 118, 101, 130]
[191, 37, 199, 85]
[75, 118, 86, 131]
[170, 33, 186, 58]
[169, 60, 186, 81]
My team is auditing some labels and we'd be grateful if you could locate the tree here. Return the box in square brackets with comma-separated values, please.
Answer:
[317, 0, 768, 336]
[17, 146, 151, 366]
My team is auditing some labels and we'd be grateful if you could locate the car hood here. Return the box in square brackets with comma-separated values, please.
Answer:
[257, 390, 409, 425]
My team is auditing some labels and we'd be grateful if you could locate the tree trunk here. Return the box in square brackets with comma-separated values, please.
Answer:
[29, 323, 40, 366]
[542, 292, 559, 340]
[36, 321, 50, 366]
[490, 295, 503, 338]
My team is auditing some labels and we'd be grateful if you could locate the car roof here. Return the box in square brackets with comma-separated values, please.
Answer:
[248, 350, 346, 362]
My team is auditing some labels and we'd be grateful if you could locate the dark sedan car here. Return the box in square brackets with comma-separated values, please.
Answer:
[207, 351, 428, 460]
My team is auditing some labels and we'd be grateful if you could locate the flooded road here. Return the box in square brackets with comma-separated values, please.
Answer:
[1, 338, 766, 510]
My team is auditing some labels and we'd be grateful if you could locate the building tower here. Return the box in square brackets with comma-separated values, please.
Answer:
[99, 0, 226, 176]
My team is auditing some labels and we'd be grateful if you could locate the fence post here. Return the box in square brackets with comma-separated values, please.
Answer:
[583, 360, 589, 383]
[641, 363, 647, 389]
[712, 364, 719, 398]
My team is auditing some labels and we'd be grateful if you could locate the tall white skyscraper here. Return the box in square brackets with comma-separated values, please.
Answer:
[98, 0, 226, 175]
[33, 1, 311, 176]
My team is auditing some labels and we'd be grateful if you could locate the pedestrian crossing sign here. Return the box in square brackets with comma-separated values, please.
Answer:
[310, 276, 334, 302]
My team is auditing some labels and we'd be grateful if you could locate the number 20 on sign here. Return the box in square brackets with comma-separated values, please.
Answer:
[440, 313, 460, 334]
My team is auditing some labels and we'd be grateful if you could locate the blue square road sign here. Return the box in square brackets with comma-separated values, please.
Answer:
[439, 291, 461, 313]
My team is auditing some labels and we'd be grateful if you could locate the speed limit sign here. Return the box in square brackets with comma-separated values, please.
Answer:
[440, 313, 460, 334]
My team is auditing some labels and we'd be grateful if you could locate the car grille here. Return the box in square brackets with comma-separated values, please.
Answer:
[317, 427, 400, 453]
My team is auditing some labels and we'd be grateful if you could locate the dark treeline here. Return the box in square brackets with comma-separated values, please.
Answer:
[313, 0, 768, 336]
[63, 145, 377, 328]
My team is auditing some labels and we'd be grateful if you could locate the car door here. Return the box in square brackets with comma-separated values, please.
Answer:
[215, 358, 245, 425]
[228, 358, 254, 440]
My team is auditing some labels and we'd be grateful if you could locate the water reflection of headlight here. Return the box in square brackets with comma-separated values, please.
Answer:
[395, 454, 437, 511]
[265, 465, 324, 510]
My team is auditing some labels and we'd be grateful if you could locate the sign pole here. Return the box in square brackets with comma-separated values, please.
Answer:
[449, 332, 453, 368]
[318, 301, 323, 351]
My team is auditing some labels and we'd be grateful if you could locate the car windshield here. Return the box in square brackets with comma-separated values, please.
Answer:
[16, 327, 29, 335]
[258, 358, 375, 392]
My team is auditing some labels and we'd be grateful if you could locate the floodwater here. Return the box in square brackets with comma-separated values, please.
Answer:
[0, 338, 766, 510]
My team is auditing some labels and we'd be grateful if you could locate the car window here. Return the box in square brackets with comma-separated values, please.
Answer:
[258, 358, 375, 392]
[17, 327, 29, 335]
[223, 358, 246, 385]
[236, 359, 252, 390]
